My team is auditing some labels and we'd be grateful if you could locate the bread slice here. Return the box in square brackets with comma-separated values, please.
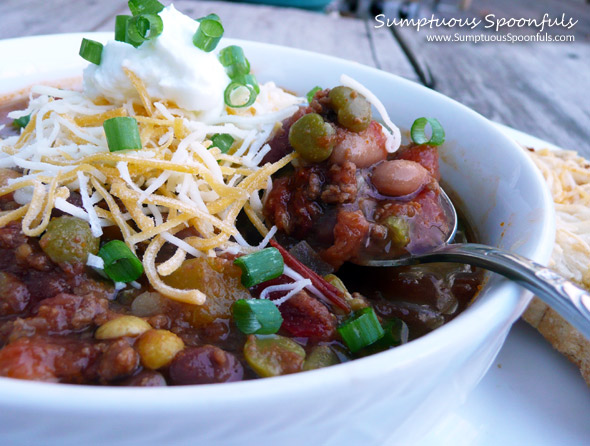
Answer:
[525, 148, 590, 386]
[523, 298, 590, 385]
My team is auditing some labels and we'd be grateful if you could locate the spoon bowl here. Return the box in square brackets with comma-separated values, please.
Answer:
[358, 189, 590, 339]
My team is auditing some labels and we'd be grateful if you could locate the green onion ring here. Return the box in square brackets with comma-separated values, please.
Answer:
[79, 38, 103, 65]
[232, 299, 283, 335]
[192, 18, 224, 52]
[337, 307, 385, 353]
[126, 13, 164, 47]
[306, 86, 322, 104]
[224, 82, 258, 109]
[98, 240, 144, 283]
[196, 13, 221, 23]
[12, 114, 31, 129]
[210, 133, 235, 153]
[233, 247, 284, 288]
[128, 0, 165, 16]
[218, 45, 250, 78]
[103, 117, 142, 152]
[115, 15, 132, 43]
[410, 117, 445, 146]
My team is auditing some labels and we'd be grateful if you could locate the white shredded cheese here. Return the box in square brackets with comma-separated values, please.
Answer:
[86, 253, 105, 270]
[340, 74, 401, 153]
[77, 171, 103, 237]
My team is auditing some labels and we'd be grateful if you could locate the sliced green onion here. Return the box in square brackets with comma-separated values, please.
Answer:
[193, 18, 224, 52]
[234, 73, 260, 94]
[103, 117, 142, 152]
[115, 15, 132, 42]
[126, 13, 163, 47]
[381, 317, 409, 347]
[234, 247, 284, 288]
[224, 82, 257, 109]
[210, 133, 235, 153]
[368, 317, 409, 353]
[337, 307, 385, 353]
[232, 299, 283, 335]
[12, 114, 31, 129]
[128, 0, 164, 16]
[79, 38, 103, 65]
[98, 240, 144, 283]
[410, 117, 445, 146]
[218, 45, 250, 78]
[196, 13, 220, 23]
[306, 86, 322, 104]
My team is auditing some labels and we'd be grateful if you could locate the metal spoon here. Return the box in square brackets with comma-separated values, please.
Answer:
[358, 189, 590, 339]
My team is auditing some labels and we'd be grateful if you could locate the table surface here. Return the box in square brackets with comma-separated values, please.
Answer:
[1, 0, 589, 154]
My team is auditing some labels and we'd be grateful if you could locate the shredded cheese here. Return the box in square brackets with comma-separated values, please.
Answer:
[340, 74, 401, 153]
[528, 148, 590, 287]
[0, 69, 303, 307]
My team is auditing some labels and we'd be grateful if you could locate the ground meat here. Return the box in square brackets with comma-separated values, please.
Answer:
[7, 293, 109, 342]
[97, 338, 140, 382]
[279, 290, 337, 342]
[321, 210, 370, 269]
[0, 336, 100, 383]
[394, 144, 440, 180]
[24, 269, 70, 302]
[0, 272, 30, 316]
[321, 161, 358, 204]
[0, 221, 27, 250]
[263, 167, 325, 238]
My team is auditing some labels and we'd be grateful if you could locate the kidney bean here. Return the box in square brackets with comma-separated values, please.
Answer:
[169, 345, 243, 385]
[371, 160, 430, 197]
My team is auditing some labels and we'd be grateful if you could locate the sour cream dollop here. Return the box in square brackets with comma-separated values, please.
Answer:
[83, 5, 230, 119]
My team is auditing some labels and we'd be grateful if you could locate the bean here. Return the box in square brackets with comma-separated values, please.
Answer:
[131, 291, 165, 317]
[136, 329, 184, 370]
[302, 345, 340, 371]
[40, 216, 99, 265]
[95, 315, 152, 340]
[243, 334, 306, 377]
[371, 160, 430, 197]
[288, 113, 335, 162]
[121, 370, 167, 386]
[329, 122, 387, 168]
[329, 86, 372, 132]
[97, 339, 139, 381]
[169, 345, 244, 385]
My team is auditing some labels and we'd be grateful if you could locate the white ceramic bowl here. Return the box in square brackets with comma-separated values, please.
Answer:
[0, 33, 555, 446]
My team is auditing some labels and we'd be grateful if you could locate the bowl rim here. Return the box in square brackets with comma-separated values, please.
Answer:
[0, 33, 556, 410]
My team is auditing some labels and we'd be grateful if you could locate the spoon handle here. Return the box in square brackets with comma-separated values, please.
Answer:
[372, 243, 590, 339]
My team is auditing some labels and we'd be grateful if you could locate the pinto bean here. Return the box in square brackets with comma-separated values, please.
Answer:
[329, 121, 387, 168]
[371, 160, 430, 197]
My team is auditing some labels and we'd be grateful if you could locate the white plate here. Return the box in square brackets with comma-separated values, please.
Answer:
[421, 125, 590, 446]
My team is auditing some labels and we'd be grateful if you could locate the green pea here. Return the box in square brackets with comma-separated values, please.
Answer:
[40, 216, 99, 265]
[288, 113, 335, 163]
[328, 86, 372, 133]
[302, 345, 340, 371]
[244, 334, 306, 377]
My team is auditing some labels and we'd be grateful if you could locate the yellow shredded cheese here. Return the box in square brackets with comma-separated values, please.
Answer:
[0, 69, 304, 307]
